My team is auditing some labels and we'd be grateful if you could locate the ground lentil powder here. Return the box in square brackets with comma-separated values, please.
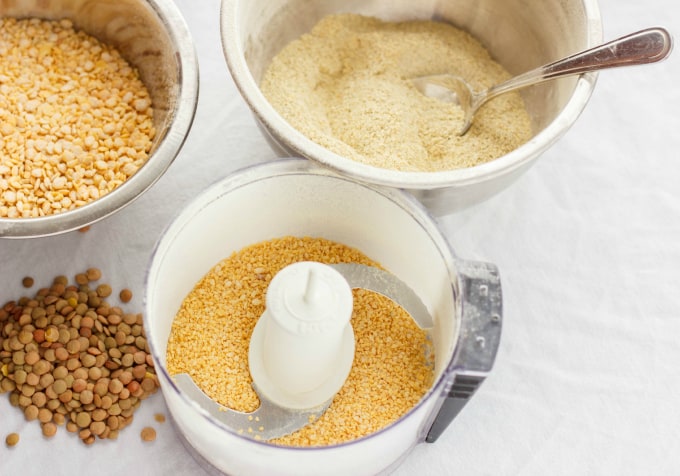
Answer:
[0, 17, 155, 218]
[166, 236, 434, 446]
[261, 13, 532, 172]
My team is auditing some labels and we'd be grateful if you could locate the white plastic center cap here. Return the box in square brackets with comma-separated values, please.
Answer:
[248, 261, 355, 410]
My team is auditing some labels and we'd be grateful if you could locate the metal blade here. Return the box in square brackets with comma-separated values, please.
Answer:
[173, 373, 331, 441]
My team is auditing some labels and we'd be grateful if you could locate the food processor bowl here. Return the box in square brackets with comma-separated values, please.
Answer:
[145, 159, 502, 475]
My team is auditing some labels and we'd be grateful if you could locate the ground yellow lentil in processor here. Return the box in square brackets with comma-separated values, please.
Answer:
[0, 17, 155, 218]
[166, 236, 434, 446]
[261, 14, 532, 172]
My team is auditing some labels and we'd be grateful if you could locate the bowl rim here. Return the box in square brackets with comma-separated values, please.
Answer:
[220, 0, 603, 190]
[0, 0, 199, 239]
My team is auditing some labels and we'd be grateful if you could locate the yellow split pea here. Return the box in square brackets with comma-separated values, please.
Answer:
[0, 17, 155, 218]
[167, 236, 434, 446]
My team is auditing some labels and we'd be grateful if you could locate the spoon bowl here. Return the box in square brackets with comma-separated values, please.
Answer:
[413, 27, 673, 136]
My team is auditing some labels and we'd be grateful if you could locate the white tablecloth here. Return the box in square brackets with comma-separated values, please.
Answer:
[2, 0, 679, 474]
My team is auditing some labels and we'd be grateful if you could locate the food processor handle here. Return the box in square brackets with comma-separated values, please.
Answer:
[425, 260, 502, 443]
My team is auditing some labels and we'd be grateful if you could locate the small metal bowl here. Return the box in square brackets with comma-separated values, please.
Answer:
[220, 0, 602, 214]
[0, 0, 198, 238]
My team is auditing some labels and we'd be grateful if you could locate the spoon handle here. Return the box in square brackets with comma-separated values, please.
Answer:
[485, 27, 673, 102]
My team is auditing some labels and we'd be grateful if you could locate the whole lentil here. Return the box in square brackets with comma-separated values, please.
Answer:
[24, 350, 39, 366]
[21, 277, 34, 288]
[42, 422, 57, 438]
[5, 432, 20, 447]
[31, 390, 46, 407]
[0, 18, 155, 219]
[24, 404, 39, 421]
[90, 420, 106, 436]
[85, 268, 102, 282]
[140, 426, 156, 442]
[38, 407, 52, 423]
[260, 14, 532, 172]
[96, 284, 112, 298]
[53, 413, 65, 426]
[119, 289, 133, 303]
[26, 373, 40, 387]
[0, 271, 159, 444]
[166, 236, 433, 446]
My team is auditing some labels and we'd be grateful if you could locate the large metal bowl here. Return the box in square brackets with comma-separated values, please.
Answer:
[220, 0, 602, 214]
[0, 0, 198, 238]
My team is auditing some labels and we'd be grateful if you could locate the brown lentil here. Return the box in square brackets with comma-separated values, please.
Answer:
[108, 378, 123, 394]
[96, 284, 112, 298]
[119, 289, 133, 303]
[85, 268, 102, 282]
[24, 350, 39, 366]
[72, 378, 87, 393]
[140, 426, 156, 442]
[166, 236, 433, 446]
[25, 373, 39, 387]
[0, 18, 155, 219]
[0, 271, 159, 444]
[54, 347, 68, 362]
[42, 422, 57, 438]
[22, 277, 34, 288]
[53, 413, 66, 426]
[5, 432, 20, 447]
[38, 407, 53, 423]
[31, 390, 46, 407]
[90, 420, 106, 436]
[154, 413, 166, 423]
[24, 404, 39, 421]
[260, 14, 531, 172]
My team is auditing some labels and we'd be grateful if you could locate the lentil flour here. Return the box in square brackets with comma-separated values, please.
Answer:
[167, 236, 434, 446]
[261, 13, 532, 172]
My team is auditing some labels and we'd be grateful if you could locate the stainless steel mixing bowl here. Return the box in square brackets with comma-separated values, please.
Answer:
[220, 0, 603, 214]
[0, 0, 198, 238]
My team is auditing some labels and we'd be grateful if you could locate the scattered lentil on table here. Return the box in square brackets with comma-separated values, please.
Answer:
[0, 270, 159, 445]
[261, 13, 532, 172]
[119, 289, 133, 303]
[166, 236, 434, 446]
[5, 432, 19, 447]
[0, 17, 155, 218]
[140, 426, 156, 442]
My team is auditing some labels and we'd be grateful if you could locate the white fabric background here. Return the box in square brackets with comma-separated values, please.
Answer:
[1, 0, 679, 474]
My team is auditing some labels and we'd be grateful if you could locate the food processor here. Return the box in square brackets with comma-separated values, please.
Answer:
[145, 158, 502, 475]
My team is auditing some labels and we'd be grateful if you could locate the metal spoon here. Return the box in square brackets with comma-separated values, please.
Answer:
[411, 27, 673, 136]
